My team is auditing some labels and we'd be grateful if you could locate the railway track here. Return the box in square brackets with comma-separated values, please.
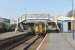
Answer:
[11, 35, 39, 50]
[0, 33, 35, 50]
[10, 34, 46, 50]
[0, 32, 46, 50]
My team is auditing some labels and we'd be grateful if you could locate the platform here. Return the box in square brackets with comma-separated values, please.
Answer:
[47, 33, 75, 50]
[0, 31, 30, 40]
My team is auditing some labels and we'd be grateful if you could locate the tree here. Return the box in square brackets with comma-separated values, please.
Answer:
[67, 10, 75, 17]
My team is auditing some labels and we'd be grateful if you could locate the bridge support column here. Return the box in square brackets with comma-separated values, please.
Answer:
[15, 22, 25, 32]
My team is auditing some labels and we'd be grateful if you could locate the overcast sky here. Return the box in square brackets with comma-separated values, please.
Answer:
[0, 0, 75, 19]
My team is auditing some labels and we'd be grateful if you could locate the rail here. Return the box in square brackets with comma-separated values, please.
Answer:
[36, 34, 48, 50]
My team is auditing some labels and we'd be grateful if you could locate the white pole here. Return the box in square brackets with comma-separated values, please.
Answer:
[72, 0, 74, 40]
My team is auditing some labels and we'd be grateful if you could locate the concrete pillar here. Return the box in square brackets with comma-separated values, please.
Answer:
[19, 23, 24, 32]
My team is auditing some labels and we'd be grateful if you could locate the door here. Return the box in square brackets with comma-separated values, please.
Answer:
[63, 22, 68, 32]
[68, 22, 71, 31]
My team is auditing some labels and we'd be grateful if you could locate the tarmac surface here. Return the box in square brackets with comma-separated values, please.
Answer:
[47, 33, 75, 50]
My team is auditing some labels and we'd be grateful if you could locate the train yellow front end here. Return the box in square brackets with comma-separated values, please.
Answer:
[34, 22, 46, 37]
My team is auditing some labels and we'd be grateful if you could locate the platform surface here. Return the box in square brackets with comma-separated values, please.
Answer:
[47, 33, 75, 50]
[0, 31, 29, 40]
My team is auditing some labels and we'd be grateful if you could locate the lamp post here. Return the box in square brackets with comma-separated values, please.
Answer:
[72, 0, 74, 40]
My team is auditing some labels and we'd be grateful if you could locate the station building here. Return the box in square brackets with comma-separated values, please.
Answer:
[54, 16, 75, 33]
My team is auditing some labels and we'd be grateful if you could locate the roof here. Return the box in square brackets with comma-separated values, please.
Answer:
[54, 16, 74, 21]
[25, 14, 49, 19]
[0, 17, 10, 23]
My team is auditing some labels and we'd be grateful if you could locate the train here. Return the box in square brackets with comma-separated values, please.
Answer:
[0, 22, 17, 33]
[34, 22, 46, 37]
[33, 22, 59, 37]
[47, 22, 60, 33]
[15, 21, 60, 37]
[35, 22, 45, 33]
[0, 21, 59, 35]
[0, 22, 10, 33]
[0, 18, 10, 33]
